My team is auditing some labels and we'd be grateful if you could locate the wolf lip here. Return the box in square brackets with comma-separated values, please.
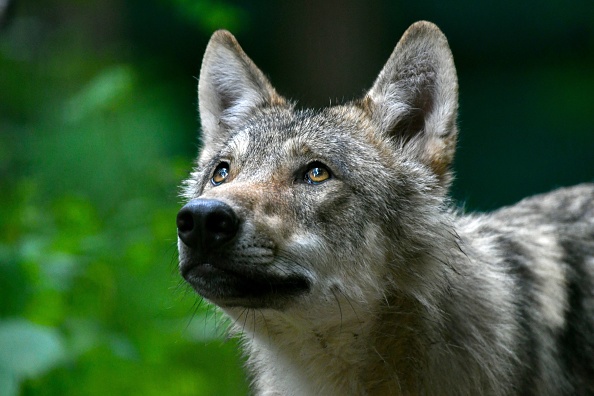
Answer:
[181, 261, 224, 279]
[181, 260, 310, 308]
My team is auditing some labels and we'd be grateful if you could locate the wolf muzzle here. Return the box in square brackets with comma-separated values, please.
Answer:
[176, 198, 310, 308]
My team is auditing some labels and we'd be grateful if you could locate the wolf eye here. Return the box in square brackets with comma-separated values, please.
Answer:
[211, 162, 229, 186]
[304, 162, 331, 184]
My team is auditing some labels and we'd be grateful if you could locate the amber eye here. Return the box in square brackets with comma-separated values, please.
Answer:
[304, 163, 331, 184]
[211, 162, 229, 186]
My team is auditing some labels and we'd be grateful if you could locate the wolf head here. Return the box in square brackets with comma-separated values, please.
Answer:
[178, 21, 458, 314]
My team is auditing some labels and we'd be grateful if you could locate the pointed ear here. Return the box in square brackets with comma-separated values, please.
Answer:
[198, 30, 286, 148]
[363, 21, 458, 185]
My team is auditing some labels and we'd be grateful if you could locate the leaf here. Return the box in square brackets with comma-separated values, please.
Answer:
[0, 370, 18, 396]
[0, 319, 66, 382]
[62, 65, 135, 123]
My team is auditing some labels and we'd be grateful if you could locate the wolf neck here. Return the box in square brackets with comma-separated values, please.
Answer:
[223, 237, 511, 396]
[226, 290, 443, 395]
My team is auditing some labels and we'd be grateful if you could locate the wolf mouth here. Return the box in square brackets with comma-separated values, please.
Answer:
[181, 260, 310, 308]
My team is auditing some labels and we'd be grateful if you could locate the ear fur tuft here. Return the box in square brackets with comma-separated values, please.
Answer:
[198, 30, 286, 148]
[364, 21, 459, 186]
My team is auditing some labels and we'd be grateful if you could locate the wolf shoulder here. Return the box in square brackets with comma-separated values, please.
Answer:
[457, 183, 594, 290]
[455, 182, 594, 288]
[454, 183, 594, 395]
[485, 183, 594, 230]
[457, 181, 594, 276]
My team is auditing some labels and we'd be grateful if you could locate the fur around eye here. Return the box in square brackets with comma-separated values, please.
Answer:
[211, 162, 230, 186]
[304, 163, 331, 184]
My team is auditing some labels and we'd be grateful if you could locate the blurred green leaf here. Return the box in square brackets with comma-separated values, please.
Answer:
[63, 65, 135, 123]
[0, 371, 18, 396]
[0, 319, 66, 394]
[168, 0, 248, 33]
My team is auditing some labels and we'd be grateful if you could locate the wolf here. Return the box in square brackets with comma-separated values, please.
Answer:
[176, 21, 594, 395]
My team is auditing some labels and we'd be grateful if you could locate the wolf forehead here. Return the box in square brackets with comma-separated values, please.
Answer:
[198, 105, 390, 173]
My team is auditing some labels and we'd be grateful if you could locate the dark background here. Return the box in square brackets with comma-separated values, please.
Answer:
[1, 0, 593, 394]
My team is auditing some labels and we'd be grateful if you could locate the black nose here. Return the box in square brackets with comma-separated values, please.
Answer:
[176, 199, 239, 250]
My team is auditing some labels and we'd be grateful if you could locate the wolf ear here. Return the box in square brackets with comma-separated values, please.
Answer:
[198, 30, 285, 148]
[363, 21, 458, 184]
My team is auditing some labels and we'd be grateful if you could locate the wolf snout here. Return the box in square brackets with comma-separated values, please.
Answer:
[176, 199, 239, 250]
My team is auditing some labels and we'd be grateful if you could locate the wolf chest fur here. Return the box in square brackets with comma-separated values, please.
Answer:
[176, 21, 594, 395]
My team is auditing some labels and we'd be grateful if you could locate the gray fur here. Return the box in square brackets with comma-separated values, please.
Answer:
[178, 21, 594, 395]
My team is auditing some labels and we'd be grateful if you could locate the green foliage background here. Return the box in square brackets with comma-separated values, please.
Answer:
[0, 0, 593, 395]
